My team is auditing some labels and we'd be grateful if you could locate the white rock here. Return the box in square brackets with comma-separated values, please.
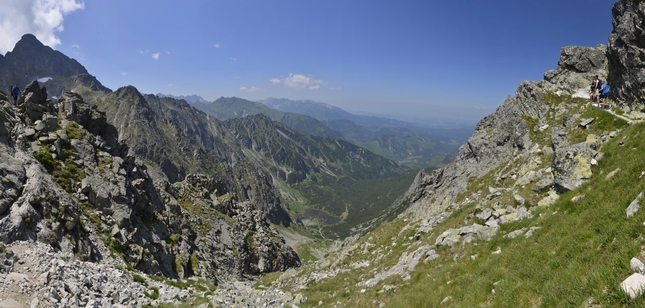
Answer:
[627, 192, 643, 217]
[631, 258, 645, 274]
[620, 273, 645, 299]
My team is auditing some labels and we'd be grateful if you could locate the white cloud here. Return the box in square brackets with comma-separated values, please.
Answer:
[0, 0, 84, 54]
[231, 57, 237, 62]
[167, 84, 173, 87]
[271, 73, 327, 90]
[240, 86, 261, 93]
[152, 52, 160, 60]
[70, 44, 80, 48]
[138, 49, 149, 54]
[214, 44, 220, 48]
[121, 72, 127, 76]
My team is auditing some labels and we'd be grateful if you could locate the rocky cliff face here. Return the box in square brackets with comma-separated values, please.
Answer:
[0, 82, 300, 285]
[608, 0, 645, 109]
[0, 34, 110, 98]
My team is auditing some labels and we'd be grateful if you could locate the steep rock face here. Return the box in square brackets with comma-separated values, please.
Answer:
[607, 0, 645, 107]
[0, 84, 300, 282]
[402, 80, 547, 219]
[0, 34, 109, 98]
[541, 45, 607, 95]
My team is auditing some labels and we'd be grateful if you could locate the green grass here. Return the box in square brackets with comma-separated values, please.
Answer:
[64, 121, 85, 139]
[132, 273, 147, 285]
[33, 142, 87, 193]
[294, 239, 334, 264]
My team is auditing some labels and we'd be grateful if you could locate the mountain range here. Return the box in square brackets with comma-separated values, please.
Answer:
[2, 1, 645, 306]
[155, 93, 209, 104]
[192, 96, 468, 169]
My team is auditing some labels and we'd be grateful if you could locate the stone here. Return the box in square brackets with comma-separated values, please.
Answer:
[0, 298, 22, 308]
[425, 249, 439, 261]
[6, 272, 28, 282]
[620, 273, 645, 299]
[552, 142, 594, 192]
[476, 208, 492, 221]
[631, 258, 645, 274]
[607, 0, 645, 108]
[627, 192, 642, 217]
[538, 190, 560, 207]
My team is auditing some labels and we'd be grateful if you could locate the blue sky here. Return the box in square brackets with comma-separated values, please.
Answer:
[1, 0, 615, 126]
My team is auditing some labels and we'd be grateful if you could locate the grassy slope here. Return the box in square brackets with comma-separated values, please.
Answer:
[264, 93, 645, 307]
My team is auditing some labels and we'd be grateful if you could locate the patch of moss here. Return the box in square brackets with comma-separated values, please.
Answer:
[166, 233, 182, 246]
[64, 121, 85, 139]
[144, 286, 159, 300]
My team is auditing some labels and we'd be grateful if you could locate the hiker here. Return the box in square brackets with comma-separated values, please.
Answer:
[598, 83, 611, 109]
[10, 83, 19, 105]
[589, 75, 602, 103]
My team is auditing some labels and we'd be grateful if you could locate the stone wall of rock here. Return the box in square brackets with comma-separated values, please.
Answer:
[541, 45, 607, 96]
[607, 0, 645, 109]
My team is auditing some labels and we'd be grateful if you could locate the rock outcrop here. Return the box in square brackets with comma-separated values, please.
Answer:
[607, 0, 645, 108]
[541, 45, 607, 96]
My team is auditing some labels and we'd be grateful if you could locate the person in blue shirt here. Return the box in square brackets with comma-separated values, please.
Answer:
[10, 83, 19, 105]
[597, 83, 611, 109]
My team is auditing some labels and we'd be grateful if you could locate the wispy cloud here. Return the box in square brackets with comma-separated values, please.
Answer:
[167, 84, 174, 87]
[0, 0, 84, 54]
[231, 57, 238, 62]
[121, 72, 127, 76]
[214, 44, 220, 48]
[270, 73, 326, 90]
[240, 86, 261, 93]
[71, 44, 80, 49]
[152, 52, 160, 60]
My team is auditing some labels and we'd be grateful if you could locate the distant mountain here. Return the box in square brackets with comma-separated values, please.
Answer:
[193, 97, 344, 139]
[258, 97, 468, 168]
[260, 97, 425, 131]
[156, 93, 208, 104]
[260, 97, 354, 121]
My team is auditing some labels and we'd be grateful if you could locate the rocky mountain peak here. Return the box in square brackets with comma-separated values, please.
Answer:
[5, 34, 87, 78]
